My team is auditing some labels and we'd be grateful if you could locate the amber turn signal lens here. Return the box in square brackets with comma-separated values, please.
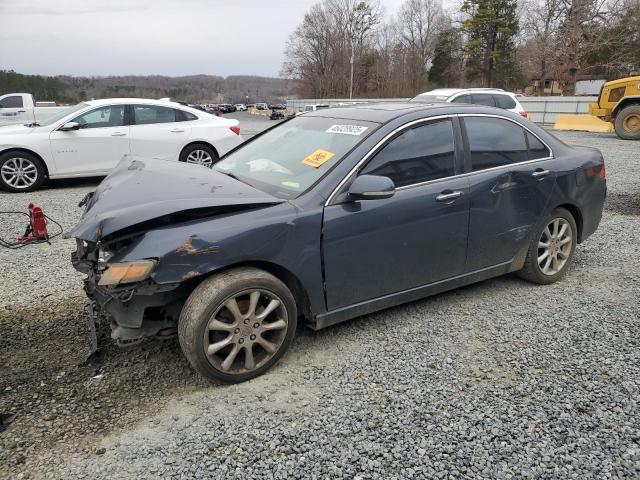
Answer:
[98, 260, 156, 286]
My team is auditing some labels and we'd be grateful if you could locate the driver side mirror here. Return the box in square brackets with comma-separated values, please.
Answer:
[347, 174, 396, 201]
[60, 121, 80, 131]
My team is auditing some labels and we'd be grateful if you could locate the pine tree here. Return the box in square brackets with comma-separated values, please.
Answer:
[460, 0, 519, 87]
[428, 27, 463, 87]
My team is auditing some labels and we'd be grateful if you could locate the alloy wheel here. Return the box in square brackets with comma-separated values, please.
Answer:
[204, 290, 288, 374]
[537, 218, 573, 276]
[1, 157, 38, 189]
[186, 149, 213, 167]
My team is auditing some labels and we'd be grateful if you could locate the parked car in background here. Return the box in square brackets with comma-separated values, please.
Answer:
[0, 98, 242, 192]
[205, 105, 223, 117]
[219, 104, 237, 113]
[68, 102, 605, 383]
[303, 104, 330, 112]
[234, 104, 248, 111]
[269, 104, 286, 110]
[255, 103, 269, 110]
[411, 89, 528, 118]
[0, 93, 68, 126]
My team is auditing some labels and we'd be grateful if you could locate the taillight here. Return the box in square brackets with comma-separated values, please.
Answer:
[230, 126, 240, 135]
[586, 164, 606, 180]
[519, 111, 528, 118]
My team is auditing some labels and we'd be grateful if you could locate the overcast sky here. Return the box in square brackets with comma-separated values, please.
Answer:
[0, 0, 409, 78]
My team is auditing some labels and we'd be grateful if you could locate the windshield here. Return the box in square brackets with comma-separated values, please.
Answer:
[36, 102, 89, 126]
[410, 94, 451, 103]
[215, 116, 377, 199]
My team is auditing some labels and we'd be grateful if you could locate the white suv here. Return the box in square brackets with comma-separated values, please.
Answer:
[411, 88, 528, 118]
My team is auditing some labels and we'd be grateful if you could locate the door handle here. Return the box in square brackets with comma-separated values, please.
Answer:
[170, 128, 185, 133]
[111, 132, 127, 136]
[17, 110, 26, 113]
[436, 191, 463, 202]
[532, 169, 550, 178]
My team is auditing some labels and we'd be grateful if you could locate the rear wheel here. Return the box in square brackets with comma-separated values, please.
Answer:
[0, 151, 46, 192]
[179, 143, 218, 168]
[178, 267, 297, 384]
[614, 105, 640, 140]
[518, 208, 577, 285]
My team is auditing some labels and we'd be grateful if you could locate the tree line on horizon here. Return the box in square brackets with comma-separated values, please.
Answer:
[282, 0, 640, 98]
[0, 71, 298, 104]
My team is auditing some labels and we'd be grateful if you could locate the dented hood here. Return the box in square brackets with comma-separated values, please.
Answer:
[66, 155, 282, 241]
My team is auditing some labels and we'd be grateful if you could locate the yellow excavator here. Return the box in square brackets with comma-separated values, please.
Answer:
[554, 76, 640, 140]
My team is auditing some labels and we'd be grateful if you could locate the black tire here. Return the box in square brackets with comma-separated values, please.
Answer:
[518, 208, 578, 285]
[0, 151, 46, 193]
[179, 143, 218, 168]
[178, 267, 297, 384]
[614, 105, 640, 140]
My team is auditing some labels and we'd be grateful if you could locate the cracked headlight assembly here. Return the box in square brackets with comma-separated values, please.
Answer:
[97, 246, 115, 268]
[98, 260, 157, 286]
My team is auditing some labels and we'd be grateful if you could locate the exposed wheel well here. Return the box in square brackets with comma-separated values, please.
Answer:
[556, 203, 584, 243]
[180, 142, 219, 161]
[613, 98, 640, 117]
[190, 261, 312, 323]
[0, 148, 50, 177]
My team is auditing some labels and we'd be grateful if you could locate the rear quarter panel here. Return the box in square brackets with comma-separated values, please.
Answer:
[547, 144, 606, 242]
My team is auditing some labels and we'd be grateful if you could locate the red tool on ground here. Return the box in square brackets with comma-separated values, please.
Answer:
[0, 203, 62, 249]
[18, 203, 49, 244]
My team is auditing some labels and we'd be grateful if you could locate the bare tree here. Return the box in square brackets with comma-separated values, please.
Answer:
[520, 0, 565, 90]
[397, 0, 444, 91]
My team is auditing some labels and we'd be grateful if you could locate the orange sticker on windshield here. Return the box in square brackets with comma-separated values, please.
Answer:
[302, 149, 335, 168]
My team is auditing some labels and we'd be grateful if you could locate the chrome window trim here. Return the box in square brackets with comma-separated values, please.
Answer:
[460, 113, 554, 158]
[325, 113, 553, 206]
[325, 114, 453, 205]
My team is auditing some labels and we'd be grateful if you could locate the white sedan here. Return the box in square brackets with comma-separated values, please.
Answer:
[0, 98, 243, 192]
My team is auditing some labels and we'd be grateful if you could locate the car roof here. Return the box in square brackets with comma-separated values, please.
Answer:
[302, 102, 454, 123]
[303, 101, 526, 123]
[414, 88, 513, 98]
[84, 98, 188, 108]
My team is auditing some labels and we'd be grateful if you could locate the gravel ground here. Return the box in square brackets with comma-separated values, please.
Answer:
[0, 127, 638, 479]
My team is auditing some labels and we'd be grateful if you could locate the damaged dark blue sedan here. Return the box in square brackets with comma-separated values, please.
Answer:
[69, 103, 606, 383]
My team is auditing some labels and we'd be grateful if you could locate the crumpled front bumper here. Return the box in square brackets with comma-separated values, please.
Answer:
[71, 239, 187, 346]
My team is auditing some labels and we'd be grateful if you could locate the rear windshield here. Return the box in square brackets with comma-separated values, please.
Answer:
[215, 116, 377, 199]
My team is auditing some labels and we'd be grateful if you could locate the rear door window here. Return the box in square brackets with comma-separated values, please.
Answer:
[494, 94, 516, 109]
[526, 131, 551, 159]
[361, 119, 456, 187]
[176, 109, 198, 121]
[471, 94, 496, 107]
[133, 105, 177, 124]
[451, 94, 473, 104]
[464, 117, 529, 171]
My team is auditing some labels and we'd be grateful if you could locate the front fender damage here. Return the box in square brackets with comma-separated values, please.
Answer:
[74, 206, 296, 350]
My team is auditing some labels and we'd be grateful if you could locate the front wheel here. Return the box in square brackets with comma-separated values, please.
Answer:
[178, 268, 297, 384]
[518, 208, 577, 285]
[614, 105, 640, 140]
[0, 151, 46, 192]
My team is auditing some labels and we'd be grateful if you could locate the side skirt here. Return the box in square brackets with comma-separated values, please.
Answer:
[311, 260, 515, 331]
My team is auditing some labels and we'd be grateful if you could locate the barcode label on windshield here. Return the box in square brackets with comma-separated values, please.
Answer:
[326, 125, 368, 136]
